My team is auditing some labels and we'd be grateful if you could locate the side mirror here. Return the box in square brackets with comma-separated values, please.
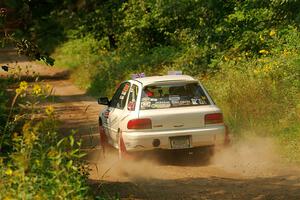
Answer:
[98, 97, 110, 105]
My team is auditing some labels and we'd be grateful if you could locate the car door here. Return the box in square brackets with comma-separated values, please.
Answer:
[107, 82, 131, 146]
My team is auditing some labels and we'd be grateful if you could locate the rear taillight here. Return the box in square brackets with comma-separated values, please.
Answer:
[205, 113, 223, 125]
[127, 118, 152, 129]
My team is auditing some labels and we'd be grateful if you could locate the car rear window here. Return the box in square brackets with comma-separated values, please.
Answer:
[140, 82, 210, 110]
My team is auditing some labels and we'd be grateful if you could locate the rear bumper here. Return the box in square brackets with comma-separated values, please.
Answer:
[122, 125, 226, 152]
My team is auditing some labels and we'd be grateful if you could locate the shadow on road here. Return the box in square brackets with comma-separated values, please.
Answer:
[0, 48, 29, 63]
[89, 175, 300, 200]
[127, 148, 214, 167]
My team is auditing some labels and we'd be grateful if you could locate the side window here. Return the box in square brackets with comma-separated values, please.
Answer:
[110, 82, 130, 109]
[127, 84, 138, 111]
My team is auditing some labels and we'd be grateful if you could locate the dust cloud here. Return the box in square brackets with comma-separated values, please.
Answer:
[212, 136, 285, 177]
[88, 150, 165, 181]
[88, 136, 297, 181]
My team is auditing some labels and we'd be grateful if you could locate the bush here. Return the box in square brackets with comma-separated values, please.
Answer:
[0, 81, 90, 199]
[203, 49, 300, 132]
[0, 79, 11, 139]
[201, 49, 300, 162]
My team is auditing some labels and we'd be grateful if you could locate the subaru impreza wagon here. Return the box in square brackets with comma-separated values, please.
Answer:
[98, 74, 229, 158]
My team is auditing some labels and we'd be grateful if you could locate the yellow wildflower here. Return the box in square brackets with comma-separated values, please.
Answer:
[259, 49, 269, 54]
[16, 81, 28, 94]
[259, 34, 264, 42]
[19, 81, 28, 90]
[263, 65, 272, 73]
[269, 29, 276, 37]
[283, 49, 289, 56]
[15, 88, 21, 94]
[253, 69, 260, 75]
[45, 105, 54, 116]
[33, 84, 42, 96]
[5, 168, 13, 176]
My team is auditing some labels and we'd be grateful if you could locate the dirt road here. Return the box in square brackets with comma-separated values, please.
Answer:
[1, 49, 300, 200]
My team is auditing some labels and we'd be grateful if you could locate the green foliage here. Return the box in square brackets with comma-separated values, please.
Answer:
[50, 0, 300, 163]
[201, 45, 300, 162]
[203, 54, 299, 133]
[1, 1, 57, 65]
[54, 35, 101, 69]
[0, 79, 13, 149]
[0, 81, 90, 199]
[53, 36, 102, 89]
[7, 0, 300, 164]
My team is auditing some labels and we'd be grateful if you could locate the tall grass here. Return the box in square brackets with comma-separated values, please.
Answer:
[202, 52, 300, 162]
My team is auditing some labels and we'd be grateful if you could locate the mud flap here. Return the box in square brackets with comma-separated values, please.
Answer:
[118, 131, 133, 160]
[99, 125, 107, 155]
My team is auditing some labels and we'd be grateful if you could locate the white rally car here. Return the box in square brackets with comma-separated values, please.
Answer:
[98, 74, 229, 158]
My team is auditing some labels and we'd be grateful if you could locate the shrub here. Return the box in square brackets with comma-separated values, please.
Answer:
[0, 81, 90, 199]
[202, 49, 300, 134]
[0, 79, 11, 139]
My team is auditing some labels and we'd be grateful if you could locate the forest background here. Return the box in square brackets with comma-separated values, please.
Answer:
[1, 0, 300, 199]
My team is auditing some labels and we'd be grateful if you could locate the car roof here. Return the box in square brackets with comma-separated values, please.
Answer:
[133, 75, 196, 86]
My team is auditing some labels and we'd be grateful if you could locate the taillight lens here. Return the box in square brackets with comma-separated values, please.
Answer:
[127, 118, 152, 129]
[205, 113, 223, 125]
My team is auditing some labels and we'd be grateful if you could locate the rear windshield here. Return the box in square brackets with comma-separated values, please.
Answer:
[140, 82, 210, 110]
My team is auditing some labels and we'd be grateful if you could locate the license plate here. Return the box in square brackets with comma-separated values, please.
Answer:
[170, 136, 191, 149]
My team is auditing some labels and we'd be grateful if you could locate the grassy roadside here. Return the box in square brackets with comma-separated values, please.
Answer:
[0, 79, 92, 199]
[201, 55, 300, 163]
